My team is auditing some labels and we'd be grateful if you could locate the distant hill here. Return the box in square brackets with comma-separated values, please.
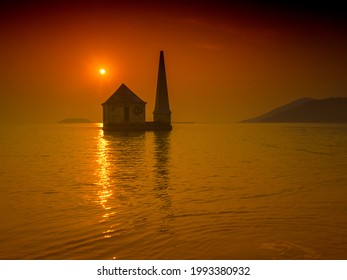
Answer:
[243, 97, 347, 123]
[59, 118, 93, 123]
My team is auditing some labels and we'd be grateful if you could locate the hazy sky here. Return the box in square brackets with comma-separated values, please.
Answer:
[1, 1, 347, 123]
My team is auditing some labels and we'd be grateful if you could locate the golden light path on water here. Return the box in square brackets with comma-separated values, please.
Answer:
[96, 130, 118, 242]
[93, 128, 174, 259]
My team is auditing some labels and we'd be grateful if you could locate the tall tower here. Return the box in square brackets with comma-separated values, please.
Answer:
[153, 50, 171, 124]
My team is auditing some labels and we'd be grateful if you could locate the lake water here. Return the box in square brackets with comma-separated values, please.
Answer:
[1, 123, 347, 260]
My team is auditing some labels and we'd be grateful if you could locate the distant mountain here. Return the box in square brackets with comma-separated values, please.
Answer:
[59, 118, 93, 123]
[243, 97, 347, 123]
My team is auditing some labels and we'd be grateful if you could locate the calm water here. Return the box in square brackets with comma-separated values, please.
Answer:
[1, 123, 347, 260]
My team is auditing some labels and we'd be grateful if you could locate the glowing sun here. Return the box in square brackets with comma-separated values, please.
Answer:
[99, 68, 106, 75]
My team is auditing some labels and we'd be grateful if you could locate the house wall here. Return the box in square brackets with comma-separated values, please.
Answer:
[103, 103, 145, 125]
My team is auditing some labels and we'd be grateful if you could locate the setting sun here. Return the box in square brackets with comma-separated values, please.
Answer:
[99, 68, 106, 75]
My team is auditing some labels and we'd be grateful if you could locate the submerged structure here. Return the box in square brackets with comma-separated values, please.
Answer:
[102, 51, 172, 131]
[102, 84, 146, 130]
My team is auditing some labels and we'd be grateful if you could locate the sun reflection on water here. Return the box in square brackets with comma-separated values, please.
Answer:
[94, 128, 175, 258]
[96, 130, 116, 227]
[95, 129, 149, 243]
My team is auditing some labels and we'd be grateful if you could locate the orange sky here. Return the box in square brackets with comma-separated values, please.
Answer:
[1, 1, 347, 123]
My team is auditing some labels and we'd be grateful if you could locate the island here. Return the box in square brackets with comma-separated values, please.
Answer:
[242, 97, 347, 123]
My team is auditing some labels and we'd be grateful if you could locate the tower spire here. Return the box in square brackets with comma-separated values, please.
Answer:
[153, 50, 171, 124]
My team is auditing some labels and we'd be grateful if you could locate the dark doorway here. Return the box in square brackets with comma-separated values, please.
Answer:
[124, 107, 130, 122]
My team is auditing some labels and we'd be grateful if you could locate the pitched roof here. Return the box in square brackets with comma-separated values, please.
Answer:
[103, 84, 146, 105]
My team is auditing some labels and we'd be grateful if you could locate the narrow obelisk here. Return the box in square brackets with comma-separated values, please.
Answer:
[153, 50, 172, 128]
